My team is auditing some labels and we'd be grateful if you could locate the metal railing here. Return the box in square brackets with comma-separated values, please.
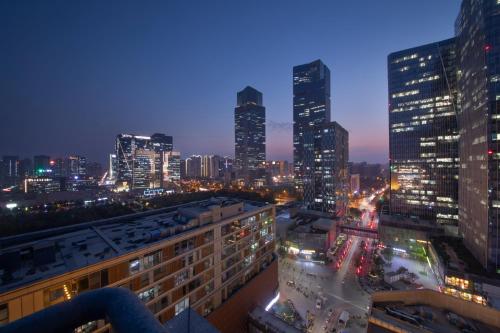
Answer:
[1, 288, 167, 333]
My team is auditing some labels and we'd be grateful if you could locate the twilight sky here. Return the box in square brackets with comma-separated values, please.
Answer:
[1, 1, 460, 165]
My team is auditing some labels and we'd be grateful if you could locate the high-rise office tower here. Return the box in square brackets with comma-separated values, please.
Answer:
[164, 151, 181, 183]
[151, 133, 173, 187]
[115, 133, 173, 190]
[293, 60, 331, 193]
[133, 149, 156, 189]
[234, 86, 266, 185]
[293, 60, 348, 215]
[388, 39, 459, 228]
[456, 0, 500, 271]
[116, 134, 151, 189]
[303, 122, 349, 215]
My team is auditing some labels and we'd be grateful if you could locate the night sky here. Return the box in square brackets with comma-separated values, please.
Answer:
[1, 1, 460, 165]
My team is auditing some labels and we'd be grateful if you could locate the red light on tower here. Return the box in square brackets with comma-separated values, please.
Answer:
[485, 44, 492, 52]
[488, 149, 494, 156]
[50, 160, 55, 166]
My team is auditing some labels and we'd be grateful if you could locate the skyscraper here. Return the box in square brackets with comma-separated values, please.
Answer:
[115, 133, 173, 190]
[293, 60, 348, 215]
[456, 0, 500, 272]
[388, 39, 459, 228]
[234, 86, 266, 185]
[67, 155, 87, 179]
[150, 133, 173, 188]
[164, 151, 181, 183]
[293, 60, 331, 192]
[302, 122, 349, 215]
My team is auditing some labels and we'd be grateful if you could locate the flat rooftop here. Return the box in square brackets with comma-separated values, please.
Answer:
[0, 198, 268, 294]
[371, 301, 498, 333]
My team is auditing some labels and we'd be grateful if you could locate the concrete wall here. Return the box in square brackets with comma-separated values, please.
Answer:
[371, 290, 500, 329]
[207, 258, 279, 333]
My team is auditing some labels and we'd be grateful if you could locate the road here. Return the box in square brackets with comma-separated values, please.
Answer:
[278, 236, 370, 333]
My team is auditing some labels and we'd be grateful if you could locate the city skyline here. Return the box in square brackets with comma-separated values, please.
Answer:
[1, 1, 460, 165]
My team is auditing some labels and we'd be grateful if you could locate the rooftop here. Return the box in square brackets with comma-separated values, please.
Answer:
[0, 197, 268, 293]
[370, 290, 500, 333]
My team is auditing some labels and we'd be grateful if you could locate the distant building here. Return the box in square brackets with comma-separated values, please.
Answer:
[24, 176, 61, 194]
[51, 158, 66, 178]
[234, 86, 266, 185]
[132, 148, 156, 189]
[164, 151, 181, 183]
[350, 174, 360, 193]
[66, 155, 87, 179]
[115, 133, 173, 190]
[108, 153, 117, 181]
[86, 162, 103, 179]
[1, 156, 19, 187]
[202, 155, 223, 179]
[33, 155, 51, 176]
[18, 158, 32, 178]
[185, 155, 202, 178]
[388, 38, 458, 227]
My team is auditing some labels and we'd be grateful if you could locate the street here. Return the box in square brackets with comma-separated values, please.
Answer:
[278, 236, 370, 333]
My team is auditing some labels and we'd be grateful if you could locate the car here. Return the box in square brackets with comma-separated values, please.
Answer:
[286, 280, 295, 287]
[316, 298, 322, 309]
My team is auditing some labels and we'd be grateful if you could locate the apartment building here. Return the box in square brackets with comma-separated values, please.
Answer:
[0, 198, 277, 332]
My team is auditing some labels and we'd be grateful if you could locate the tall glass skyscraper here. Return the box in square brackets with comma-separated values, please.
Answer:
[115, 133, 173, 190]
[303, 122, 349, 215]
[293, 60, 331, 192]
[388, 39, 459, 228]
[234, 86, 266, 185]
[456, 0, 500, 272]
[293, 60, 348, 215]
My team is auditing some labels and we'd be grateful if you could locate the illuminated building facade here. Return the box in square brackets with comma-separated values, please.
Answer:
[0, 198, 277, 333]
[302, 122, 349, 215]
[115, 133, 174, 190]
[234, 86, 266, 185]
[185, 155, 202, 178]
[66, 155, 87, 179]
[388, 38, 459, 227]
[23, 176, 61, 194]
[165, 151, 181, 183]
[108, 153, 117, 181]
[456, 0, 500, 272]
[293, 60, 331, 193]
